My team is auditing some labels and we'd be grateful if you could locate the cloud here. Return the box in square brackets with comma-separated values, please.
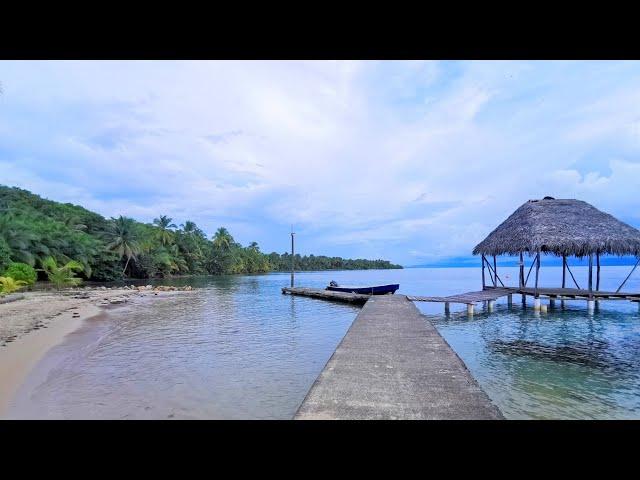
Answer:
[1, 60, 640, 264]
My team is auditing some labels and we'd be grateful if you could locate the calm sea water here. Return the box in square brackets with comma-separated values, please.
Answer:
[6, 266, 640, 419]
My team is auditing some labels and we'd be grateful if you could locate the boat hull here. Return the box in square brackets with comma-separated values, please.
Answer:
[326, 284, 399, 295]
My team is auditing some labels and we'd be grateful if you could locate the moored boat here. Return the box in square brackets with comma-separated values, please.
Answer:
[325, 282, 399, 295]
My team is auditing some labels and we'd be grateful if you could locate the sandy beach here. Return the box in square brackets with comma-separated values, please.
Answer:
[0, 286, 178, 417]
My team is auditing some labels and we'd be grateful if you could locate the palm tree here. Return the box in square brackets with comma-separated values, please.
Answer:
[40, 257, 84, 289]
[105, 216, 141, 276]
[181, 220, 197, 234]
[212, 227, 234, 251]
[61, 213, 87, 231]
[0, 215, 38, 265]
[248, 241, 260, 252]
[153, 215, 177, 246]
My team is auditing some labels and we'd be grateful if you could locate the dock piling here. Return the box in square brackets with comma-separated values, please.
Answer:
[534, 297, 541, 311]
[467, 303, 475, 315]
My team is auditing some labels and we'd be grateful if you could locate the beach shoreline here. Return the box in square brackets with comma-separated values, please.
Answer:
[0, 287, 186, 417]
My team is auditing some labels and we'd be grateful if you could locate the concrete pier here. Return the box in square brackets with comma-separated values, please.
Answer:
[295, 295, 503, 420]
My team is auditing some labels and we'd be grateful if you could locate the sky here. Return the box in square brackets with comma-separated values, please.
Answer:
[1, 60, 640, 266]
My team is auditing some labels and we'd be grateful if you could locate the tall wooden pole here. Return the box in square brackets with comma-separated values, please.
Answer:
[481, 255, 486, 289]
[596, 252, 601, 291]
[562, 254, 566, 288]
[290, 228, 295, 288]
[493, 255, 497, 287]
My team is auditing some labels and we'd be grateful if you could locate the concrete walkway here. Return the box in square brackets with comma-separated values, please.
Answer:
[295, 295, 503, 420]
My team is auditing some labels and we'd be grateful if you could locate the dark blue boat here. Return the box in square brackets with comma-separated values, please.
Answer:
[325, 282, 399, 295]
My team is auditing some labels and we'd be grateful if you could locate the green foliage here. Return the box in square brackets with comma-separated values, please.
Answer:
[0, 276, 27, 294]
[266, 252, 402, 271]
[4, 262, 37, 285]
[0, 236, 11, 273]
[41, 256, 84, 289]
[1, 185, 402, 281]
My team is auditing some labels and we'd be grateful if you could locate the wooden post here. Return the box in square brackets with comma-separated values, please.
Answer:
[493, 255, 497, 287]
[588, 253, 593, 295]
[444, 302, 450, 315]
[519, 252, 524, 289]
[481, 255, 486, 289]
[562, 254, 566, 289]
[467, 303, 474, 315]
[290, 229, 295, 288]
[534, 251, 540, 298]
[596, 252, 601, 291]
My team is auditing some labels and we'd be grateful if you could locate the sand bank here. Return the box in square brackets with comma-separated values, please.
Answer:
[0, 287, 163, 416]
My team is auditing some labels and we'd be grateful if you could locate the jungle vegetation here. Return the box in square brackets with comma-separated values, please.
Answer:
[0, 185, 402, 282]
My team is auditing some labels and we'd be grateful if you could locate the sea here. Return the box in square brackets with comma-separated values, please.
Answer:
[6, 266, 640, 419]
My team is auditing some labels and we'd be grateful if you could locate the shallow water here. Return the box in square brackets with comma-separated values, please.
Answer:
[7, 266, 640, 419]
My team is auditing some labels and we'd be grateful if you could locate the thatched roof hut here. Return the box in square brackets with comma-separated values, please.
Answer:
[473, 197, 640, 258]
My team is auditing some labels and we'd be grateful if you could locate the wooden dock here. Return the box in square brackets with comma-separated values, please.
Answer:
[519, 287, 640, 301]
[294, 294, 503, 420]
[409, 285, 640, 313]
[408, 287, 515, 314]
[282, 287, 370, 305]
[408, 287, 514, 304]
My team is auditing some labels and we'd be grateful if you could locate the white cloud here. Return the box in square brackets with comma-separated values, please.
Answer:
[1, 60, 640, 264]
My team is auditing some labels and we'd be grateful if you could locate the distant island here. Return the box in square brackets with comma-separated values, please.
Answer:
[0, 186, 402, 282]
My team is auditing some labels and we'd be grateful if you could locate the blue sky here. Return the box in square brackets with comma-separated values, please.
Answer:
[1, 60, 640, 266]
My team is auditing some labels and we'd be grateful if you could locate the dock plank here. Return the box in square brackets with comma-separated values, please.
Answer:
[282, 287, 370, 305]
[408, 287, 514, 304]
[294, 295, 503, 420]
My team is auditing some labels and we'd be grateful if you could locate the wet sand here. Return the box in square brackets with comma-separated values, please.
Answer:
[0, 287, 170, 417]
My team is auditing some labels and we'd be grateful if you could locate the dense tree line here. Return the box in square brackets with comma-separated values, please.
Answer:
[267, 252, 401, 271]
[0, 186, 402, 282]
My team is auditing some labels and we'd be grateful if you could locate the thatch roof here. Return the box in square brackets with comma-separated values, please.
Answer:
[473, 197, 640, 258]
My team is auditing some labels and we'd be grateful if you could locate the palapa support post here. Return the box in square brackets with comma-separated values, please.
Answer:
[561, 254, 566, 309]
[481, 254, 486, 289]
[588, 253, 593, 294]
[534, 251, 540, 299]
[493, 255, 497, 287]
[596, 252, 601, 291]
[588, 253, 595, 312]
[519, 252, 524, 288]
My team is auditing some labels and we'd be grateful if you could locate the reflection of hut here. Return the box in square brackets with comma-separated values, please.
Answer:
[473, 197, 640, 309]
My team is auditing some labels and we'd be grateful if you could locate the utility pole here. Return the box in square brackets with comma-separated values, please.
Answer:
[290, 225, 295, 288]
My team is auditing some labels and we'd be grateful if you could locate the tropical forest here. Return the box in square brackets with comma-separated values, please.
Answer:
[0, 185, 402, 283]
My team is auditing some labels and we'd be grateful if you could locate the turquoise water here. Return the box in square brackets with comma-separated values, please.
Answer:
[7, 266, 640, 419]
